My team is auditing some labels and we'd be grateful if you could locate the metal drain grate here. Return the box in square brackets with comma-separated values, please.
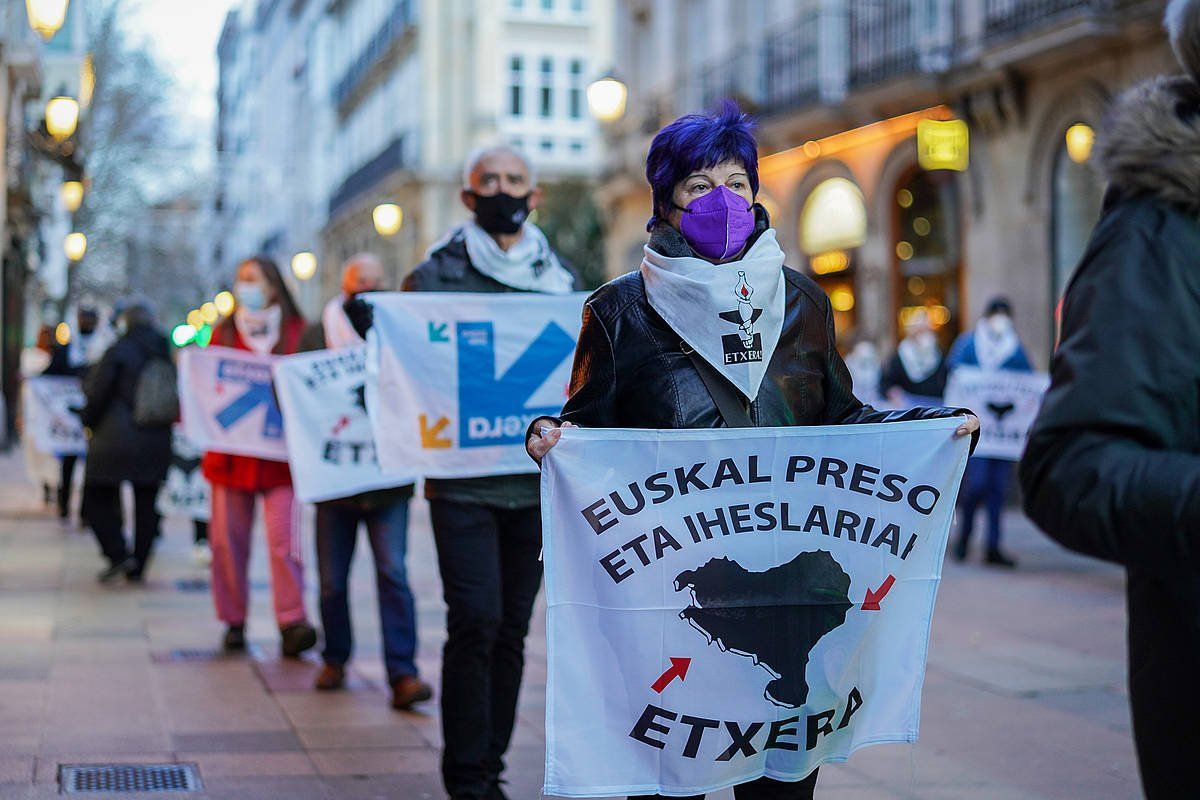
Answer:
[59, 763, 202, 793]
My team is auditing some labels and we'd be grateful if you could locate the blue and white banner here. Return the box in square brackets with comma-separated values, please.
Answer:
[367, 292, 586, 479]
[157, 425, 210, 521]
[274, 345, 414, 503]
[540, 419, 970, 797]
[178, 346, 288, 461]
[22, 375, 87, 456]
[944, 367, 1049, 461]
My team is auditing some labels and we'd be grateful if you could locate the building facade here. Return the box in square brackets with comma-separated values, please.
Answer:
[600, 0, 1172, 368]
[210, 0, 614, 314]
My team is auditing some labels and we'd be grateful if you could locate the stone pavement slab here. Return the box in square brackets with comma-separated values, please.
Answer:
[0, 449, 1139, 798]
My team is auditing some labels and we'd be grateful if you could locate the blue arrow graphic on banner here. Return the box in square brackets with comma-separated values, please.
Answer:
[456, 320, 575, 448]
[214, 362, 284, 440]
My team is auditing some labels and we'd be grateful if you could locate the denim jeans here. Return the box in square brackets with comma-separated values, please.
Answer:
[957, 456, 1011, 550]
[429, 499, 543, 800]
[315, 498, 417, 682]
[630, 771, 818, 800]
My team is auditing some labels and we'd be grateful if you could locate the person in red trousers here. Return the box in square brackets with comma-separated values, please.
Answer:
[202, 255, 317, 658]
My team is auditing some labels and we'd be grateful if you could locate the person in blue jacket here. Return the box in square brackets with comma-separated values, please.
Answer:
[948, 297, 1031, 567]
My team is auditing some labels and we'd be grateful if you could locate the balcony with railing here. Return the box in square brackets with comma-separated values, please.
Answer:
[332, 0, 417, 116]
[848, 0, 920, 90]
[762, 11, 825, 115]
[982, 0, 1125, 42]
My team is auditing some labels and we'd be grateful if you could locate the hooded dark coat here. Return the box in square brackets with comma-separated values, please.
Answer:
[1019, 75, 1200, 798]
[80, 323, 173, 486]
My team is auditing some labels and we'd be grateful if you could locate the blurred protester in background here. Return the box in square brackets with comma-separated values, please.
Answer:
[377, 144, 575, 800]
[43, 306, 101, 522]
[879, 309, 947, 406]
[202, 256, 316, 657]
[527, 102, 979, 800]
[844, 338, 882, 407]
[1021, 1, 1200, 794]
[79, 299, 175, 583]
[300, 254, 432, 709]
[21, 325, 57, 506]
[949, 297, 1031, 567]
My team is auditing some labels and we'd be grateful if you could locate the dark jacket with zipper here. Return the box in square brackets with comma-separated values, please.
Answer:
[560, 217, 969, 431]
[401, 228, 578, 509]
[79, 323, 173, 486]
[1019, 75, 1200, 799]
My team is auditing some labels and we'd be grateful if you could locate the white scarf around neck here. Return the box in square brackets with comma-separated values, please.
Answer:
[235, 304, 282, 355]
[641, 228, 787, 401]
[458, 220, 574, 294]
[973, 318, 1020, 371]
[897, 335, 942, 384]
[322, 295, 361, 350]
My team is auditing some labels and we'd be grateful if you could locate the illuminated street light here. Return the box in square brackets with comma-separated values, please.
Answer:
[55, 322, 70, 346]
[63, 232, 86, 261]
[200, 302, 219, 325]
[45, 96, 79, 141]
[61, 180, 84, 212]
[587, 75, 627, 123]
[372, 204, 403, 237]
[186, 309, 204, 329]
[171, 324, 197, 347]
[291, 251, 317, 281]
[214, 291, 235, 316]
[1065, 123, 1095, 164]
[25, 0, 69, 41]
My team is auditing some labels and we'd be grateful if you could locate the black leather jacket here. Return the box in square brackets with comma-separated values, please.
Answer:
[558, 221, 968, 432]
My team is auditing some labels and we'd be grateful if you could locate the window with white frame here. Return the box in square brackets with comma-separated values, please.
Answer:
[510, 56, 524, 116]
[568, 59, 584, 119]
[539, 57, 554, 117]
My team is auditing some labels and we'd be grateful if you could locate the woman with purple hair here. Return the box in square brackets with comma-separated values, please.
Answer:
[528, 103, 978, 799]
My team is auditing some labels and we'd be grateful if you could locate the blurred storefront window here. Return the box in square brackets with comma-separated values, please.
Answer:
[1051, 123, 1104, 309]
[892, 168, 961, 347]
[800, 177, 867, 340]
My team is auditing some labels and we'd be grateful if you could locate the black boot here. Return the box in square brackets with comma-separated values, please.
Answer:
[280, 622, 317, 659]
[97, 557, 136, 584]
[985, 548, 1017, 568]
[223, 624, 246, 652]
[951, 537, 968, 562]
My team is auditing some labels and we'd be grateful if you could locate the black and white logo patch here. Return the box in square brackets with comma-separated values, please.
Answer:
[718, 271, 764, 364]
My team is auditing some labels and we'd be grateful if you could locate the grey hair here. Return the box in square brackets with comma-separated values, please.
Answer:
[461, 144, 538, 189]
[1166, 0, 1200, 83]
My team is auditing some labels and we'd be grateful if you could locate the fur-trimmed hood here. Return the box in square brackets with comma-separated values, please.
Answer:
[1098, 75, 1200, 218]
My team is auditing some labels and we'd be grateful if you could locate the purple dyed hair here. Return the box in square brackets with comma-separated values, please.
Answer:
[645, 101, 759, 230]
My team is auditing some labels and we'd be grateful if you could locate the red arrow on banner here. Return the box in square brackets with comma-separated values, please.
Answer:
[651, 657, 692, 693]
[862, 574, 896, 611]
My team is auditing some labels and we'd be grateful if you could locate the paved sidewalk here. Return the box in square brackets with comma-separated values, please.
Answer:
[0, 449, 1138, 799]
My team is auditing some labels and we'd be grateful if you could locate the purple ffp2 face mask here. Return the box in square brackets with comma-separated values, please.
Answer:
[677, 185, 756, 261]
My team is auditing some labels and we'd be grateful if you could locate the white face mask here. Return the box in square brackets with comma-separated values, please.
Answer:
[986, 314, 1013, 336]
[235, 281, 268, 312]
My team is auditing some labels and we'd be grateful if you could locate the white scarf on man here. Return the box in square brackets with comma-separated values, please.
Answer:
[322, 295, 362, 349]
[641, 228, 787, 402]
[973, 318, 1020, 371]
[234, 305, 282, 355]
[458, 220, 574, 294]
[897, 335, 942, 384]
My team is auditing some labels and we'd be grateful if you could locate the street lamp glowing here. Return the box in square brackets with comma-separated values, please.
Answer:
[291, 251, 317, 281]
[25, 0, 69, 41]
[45, 96, 79, 141]
[200, 302, 219, 325]
[373, 204, 403, 237]
[214, 291, 235, 316]
[587, 76, 627, 123]
[63, 232, 86, 261]
[171, 324, 197, 347]
[61, 180, 83, 212]
[55, 322, 70, 346]
[186, 309, 204, 329]
[1065, 123, 1095, 164]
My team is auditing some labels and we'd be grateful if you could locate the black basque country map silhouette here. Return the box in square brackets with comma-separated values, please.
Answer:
[674, 550, 854, 708]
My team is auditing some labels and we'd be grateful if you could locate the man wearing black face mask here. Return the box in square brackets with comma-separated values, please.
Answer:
[400, 145, 576, 800]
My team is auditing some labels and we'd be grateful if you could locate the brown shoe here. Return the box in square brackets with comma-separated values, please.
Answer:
[390, 675, 433, 709]
[314, 664, 345, 691]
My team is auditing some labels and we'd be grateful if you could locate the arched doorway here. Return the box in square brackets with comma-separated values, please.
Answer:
[1051, 122, 1105, 309]
[891, 168, 962, 348]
